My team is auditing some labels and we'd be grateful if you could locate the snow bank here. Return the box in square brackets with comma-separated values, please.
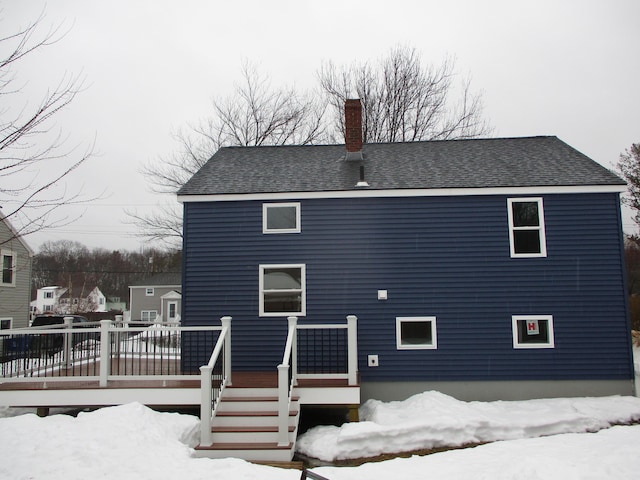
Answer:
[296, 391, 640, 461]
[310, 425, 640, 480]
[0, 402, 299, 480]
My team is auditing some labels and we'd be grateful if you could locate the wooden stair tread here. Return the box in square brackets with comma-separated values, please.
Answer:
[222, 396, 300, 402]
[222, 396, 278, 402]
[196, 442, 293, 451]
[212, 425, 295, 433]
[216, 410, 299, 417]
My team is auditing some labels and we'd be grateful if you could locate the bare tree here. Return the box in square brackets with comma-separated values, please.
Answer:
[319, 46, 492, 143]
[0, 11, 95, 242]
[134, 49, 492, 246]
[129, 62, 327, 247]
[617, 143, 640, 230]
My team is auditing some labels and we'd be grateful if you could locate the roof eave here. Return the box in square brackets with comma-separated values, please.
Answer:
[178, 184, 626, 203]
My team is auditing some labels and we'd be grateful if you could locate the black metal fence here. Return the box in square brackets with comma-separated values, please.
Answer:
[296, 327, 348, 375]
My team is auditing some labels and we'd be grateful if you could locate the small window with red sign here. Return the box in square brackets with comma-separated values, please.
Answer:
[512, 315, 554, 348]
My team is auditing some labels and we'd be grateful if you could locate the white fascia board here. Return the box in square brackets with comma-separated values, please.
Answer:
[178, 184, 625, 203]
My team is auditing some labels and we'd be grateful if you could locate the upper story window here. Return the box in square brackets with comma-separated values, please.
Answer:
[44, 291, 54, 299]
[259, 264, 306, 317]
[263, 203, 301, 234]
[146, 288, 155, 296]
[0, 318, 12, 330]
[507, 198, 547, 258]
[512, 315, 555, 349]
[1, 250, 16, 286]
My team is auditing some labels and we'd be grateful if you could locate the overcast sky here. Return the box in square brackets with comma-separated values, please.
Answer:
[3, 0, 639, 252]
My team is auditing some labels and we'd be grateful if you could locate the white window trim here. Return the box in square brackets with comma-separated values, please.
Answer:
[145, 288, 155, 296]
[259, 264, 306, 317]
[507, 197, 547, 258]
[1, 249, 16, 287]
[396, 316, 438, 350]
[0, 317, 12, 330]
[512, 315, 555, 349]
[262, 202, 301, 234]
[141, 310, 158, 322]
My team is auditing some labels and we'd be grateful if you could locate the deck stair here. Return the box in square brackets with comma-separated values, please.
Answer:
[194, 384, 300, 462]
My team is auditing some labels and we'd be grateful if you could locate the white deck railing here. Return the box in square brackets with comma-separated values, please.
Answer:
[0, 319, 223, 385]
[277, 316, 298, 445]
[277, 315, 358, 446]
[199, 316, 232, 446]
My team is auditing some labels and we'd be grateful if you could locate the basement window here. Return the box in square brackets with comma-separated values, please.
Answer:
[507, 198, 547, 257]
[259, 264, 306, 316]
[512, 315, 555, 349]
[263, 203, 301, 234]
[396, 317, 437, 350]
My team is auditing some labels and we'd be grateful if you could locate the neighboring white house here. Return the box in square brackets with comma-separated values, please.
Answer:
[34, 285, 108, 314]
[34, 286, 68, 314]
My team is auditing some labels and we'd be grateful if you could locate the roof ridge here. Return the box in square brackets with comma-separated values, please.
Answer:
[218, 135, 558, 151]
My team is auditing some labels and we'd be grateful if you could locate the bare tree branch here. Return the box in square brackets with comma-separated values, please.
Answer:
[132, 61, 328, 245]
[319, 46, 492, 143]
[0, 11, 95, 244]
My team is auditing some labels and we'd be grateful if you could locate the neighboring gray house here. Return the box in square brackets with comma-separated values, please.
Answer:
[129, 272, 181, 322]
[0, 216, 34, 329]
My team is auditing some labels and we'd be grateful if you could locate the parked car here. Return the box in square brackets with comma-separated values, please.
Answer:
[29, 315, 90, 356]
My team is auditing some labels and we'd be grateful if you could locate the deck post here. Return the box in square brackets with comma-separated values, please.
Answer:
[99, 319, 112, 387]
[288, 316, 298, 386]
[200, 365, 213, 446]
[220, 316, 232, 386]
[63, 317, 73, 370]
[114, 315, 123, 357]
[346, 315, 358, 386]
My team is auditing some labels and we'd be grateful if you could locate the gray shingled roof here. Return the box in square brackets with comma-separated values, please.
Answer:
[177, 136, 625, 196]
[130, 272, 181, 287]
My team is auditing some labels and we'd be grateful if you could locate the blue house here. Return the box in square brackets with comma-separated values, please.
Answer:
[178, 99, 633, 403]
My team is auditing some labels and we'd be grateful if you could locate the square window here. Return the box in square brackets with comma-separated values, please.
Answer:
[259, 264, 306, 316]
[0, 318, 12, 330]
[396, 317, 437, 349]
[1, 250, 16, 286]
[141, 311, 157, 322]
[44, 291, 53, 299]
[145, 288, 154, 296]
[512, 315, 555, 348]
[507, 198, 547, 257]
[263, 203, 301, 234]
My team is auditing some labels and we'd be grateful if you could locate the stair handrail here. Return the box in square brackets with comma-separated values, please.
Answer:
[199, 316, 232, 446]
[277, 316, 297, 446]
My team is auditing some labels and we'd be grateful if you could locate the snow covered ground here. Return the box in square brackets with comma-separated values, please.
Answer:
[2, 391, 640, 480]
[0, 346, 637, 479]
[296, 391, 640, 462]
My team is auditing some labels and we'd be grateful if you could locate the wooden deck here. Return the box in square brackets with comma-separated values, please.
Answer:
[0, 369, 360, 409]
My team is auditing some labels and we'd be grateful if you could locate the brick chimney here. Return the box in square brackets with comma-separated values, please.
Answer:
[345, 99, 363, 153]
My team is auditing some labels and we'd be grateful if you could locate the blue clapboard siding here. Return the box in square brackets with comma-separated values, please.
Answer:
[181, 192, 633, 381]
